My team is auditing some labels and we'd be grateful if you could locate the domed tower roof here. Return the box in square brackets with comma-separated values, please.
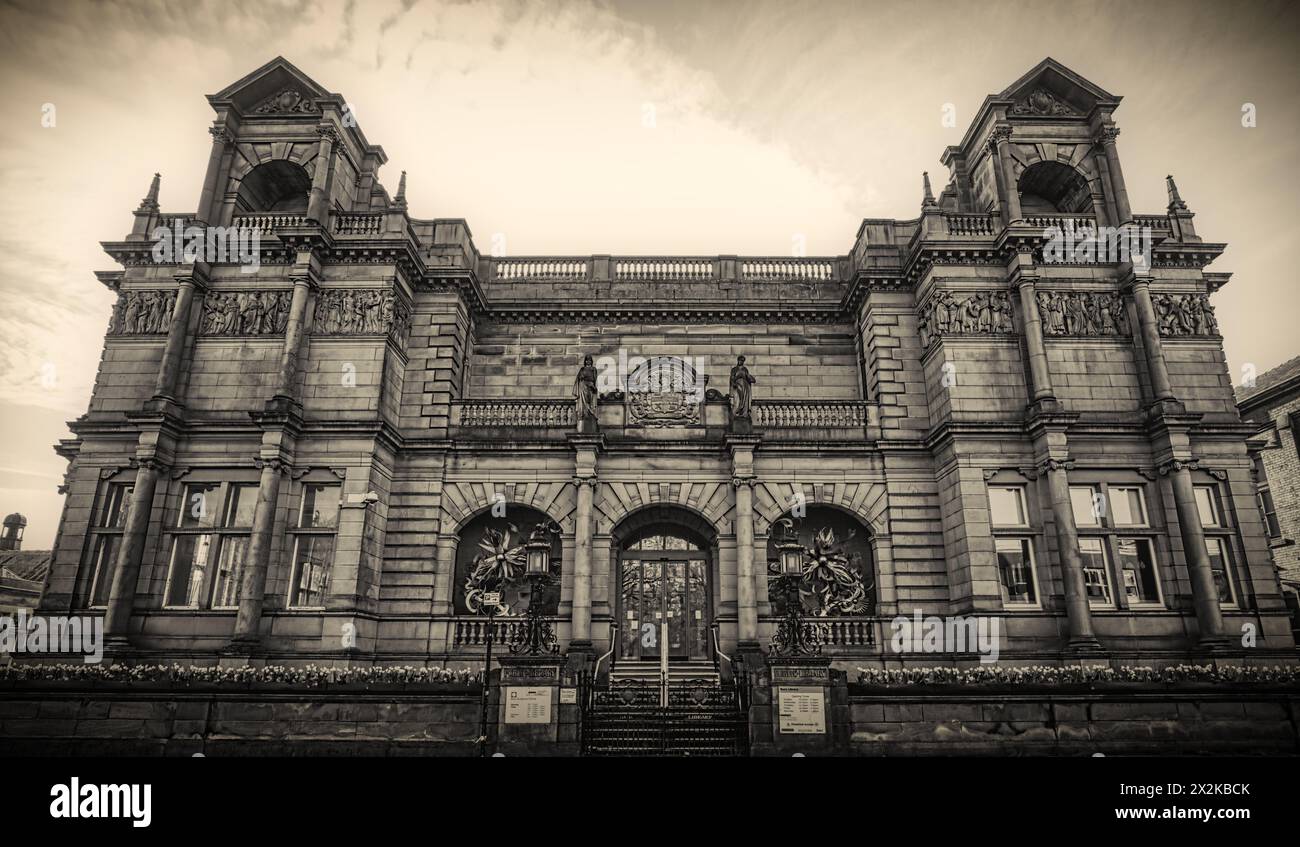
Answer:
[3, 513, 25, 527]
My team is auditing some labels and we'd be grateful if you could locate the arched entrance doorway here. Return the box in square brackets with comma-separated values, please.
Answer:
[612, 506, 716, 662]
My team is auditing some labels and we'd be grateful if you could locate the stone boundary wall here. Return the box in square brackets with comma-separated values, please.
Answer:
[0, 683, 484, 756]
[840, 685, 1300, 756]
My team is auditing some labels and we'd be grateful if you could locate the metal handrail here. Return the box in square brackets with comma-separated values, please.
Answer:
[710, 622, 730, 674]
[593, 621, 619, 680]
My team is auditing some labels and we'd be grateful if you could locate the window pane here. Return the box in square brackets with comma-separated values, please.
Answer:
[89, 535, 120, 606]
[289, 535, 335, 607]
[1195, 487, 1220, 528]
[995, 538, 1036, 604]
[640, 535, 663, 551]
[167, 534, 214, 606]
[1259, 490, 1280, 538]
[1110, 487, 1146, 527]
[179, 483, 221, 529]
[98, 484, 133, 528]
[299, 485, 340, 529]
[989, 488, 1025, 526]
[1080, 538, 1112, 606]
[1117, 538, 1160, 605]
[1206, 538, 1235, 604]
[1070, 487, 1099, 527]
[210, 535, 247, 608]
[664, 534, 690, 551]
[223, 484, 258, 528]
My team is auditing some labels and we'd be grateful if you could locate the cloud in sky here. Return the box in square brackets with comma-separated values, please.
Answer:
[0, 0, 1296, 547]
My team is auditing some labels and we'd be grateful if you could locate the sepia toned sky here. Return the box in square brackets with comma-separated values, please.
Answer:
[0, 0, 1296, 548]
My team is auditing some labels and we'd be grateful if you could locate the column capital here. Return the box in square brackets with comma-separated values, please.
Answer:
[253, 456, 292, 474]
[731, 476, 758, 489]
[208, 125, 232, 146]
[1157, 458, 1199, 476]
[1036, 457, 1074, 475]
[571, 475, 599, 489]
[1094, 124, 1121, 145]
[316, 124, 340, 145]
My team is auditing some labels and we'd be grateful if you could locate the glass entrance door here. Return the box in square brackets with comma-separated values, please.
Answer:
[619, 531, 709, 660]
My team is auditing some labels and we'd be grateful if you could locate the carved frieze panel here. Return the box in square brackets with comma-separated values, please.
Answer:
[313, 288, 411, 345]
[1035, 290, 1130, 337]
[109, 290, 175, 335]
[200, 290, 292, 336]
[1152, 292, 1219, 337]
[917, 289, 1015, 350]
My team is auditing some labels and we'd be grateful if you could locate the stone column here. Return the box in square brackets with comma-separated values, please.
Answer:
[989, 125, 1022, 225]
[151, 275, 202, 404]
[230, 456, 286, 645]
[1042, 459, 1100, 650]
[1011, 252, 1056, 405]
[567, 435, 601, 657]
[1163, 459, 1226, 647]
[1127, 275, 1177, 405]
[733, 477, 759, 644]
[272, 274, 314, 401]
[570, 477, 596, 645]
[306, 125, 337, 225]
[196, 125, 231, 226]
[1096, 126, 1132, 225]
[103, 458, 165, 642]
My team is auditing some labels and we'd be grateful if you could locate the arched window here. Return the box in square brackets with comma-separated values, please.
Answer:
[454, 506, 561, 616]
[766, 506, 874, 616]
[236, 160, 312, 213]
[1017, 161, 1092, 214]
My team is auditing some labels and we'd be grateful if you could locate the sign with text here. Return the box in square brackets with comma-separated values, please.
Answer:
[777, 686, 826, 734]
[559, 687, 577, 704]
[503, 686, 552, 724]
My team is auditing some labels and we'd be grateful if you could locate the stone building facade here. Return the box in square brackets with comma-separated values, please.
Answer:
[37, 56, 1296, 672]
[1237, 357, 1300, 631]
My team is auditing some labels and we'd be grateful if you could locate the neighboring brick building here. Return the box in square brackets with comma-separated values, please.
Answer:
[1237, 356, 1300, 632]
[36, 55, 1295, 678]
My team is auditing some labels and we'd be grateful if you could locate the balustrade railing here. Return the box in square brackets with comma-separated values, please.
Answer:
[455, 399, 576, 428]
[762, 615, 878, 650]
[453, 616, 559, 647]
[1023, 213, 1096, 233]
[333, 211, 384, 235]
[615, 257, 714, 281]
[232, 212, 309, 233]
[943, 214, 996, 236]
[495, 257, 590, 280]
[740, 258, 835, 281]
[751, 400, 877, 429]
[1133, 214, 1172, 232]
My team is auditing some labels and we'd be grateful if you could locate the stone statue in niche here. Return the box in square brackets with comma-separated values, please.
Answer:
[1153, 292, 1218, 337]
[1035, 291, 1130, 337]
[918, 289, 1016, 349]
[200, 290, 291, 336]
[109, 290, 176, 335]
[573, 354, 598, 431]
[729, 355, 755, 420]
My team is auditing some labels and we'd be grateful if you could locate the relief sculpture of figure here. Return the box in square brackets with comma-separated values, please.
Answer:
[574, 354, 598, 430]
[729, 355, 755, 420]
[991, 291, 1013, 333]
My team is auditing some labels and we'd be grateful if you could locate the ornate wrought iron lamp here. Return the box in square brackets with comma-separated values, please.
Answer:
[770, 525, 824, 657]
[509, 528, 559, 656]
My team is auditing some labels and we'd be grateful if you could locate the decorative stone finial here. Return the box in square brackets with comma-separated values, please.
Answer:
[1166, 174, 1187, 211]
[137, 172, 160, 212]
[921, 171, 937, 208]
[394, 170, 407, 208]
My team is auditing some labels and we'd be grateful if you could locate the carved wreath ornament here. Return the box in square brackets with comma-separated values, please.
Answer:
[773, 519, 873, 616]
[462, 521, 559, 614]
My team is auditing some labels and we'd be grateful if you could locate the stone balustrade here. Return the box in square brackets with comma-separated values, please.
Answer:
[454, 400, 576, 428]
[615, 257, 714, 280]
[494, 258, 590, 280]
[943, 214, 997, 236]
[232, 212, 309, 233]
[333, 212, 384, 235]
[751, 400, 878, 429]
[452, 616, 560, 647]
